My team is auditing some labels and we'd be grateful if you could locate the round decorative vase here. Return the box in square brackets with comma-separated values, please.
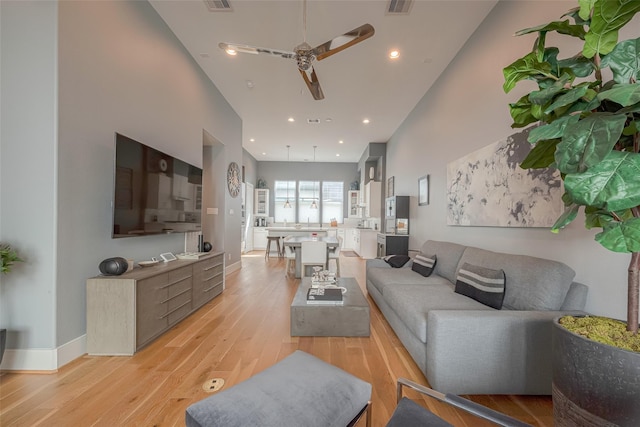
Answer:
[552, 317, 640, 426]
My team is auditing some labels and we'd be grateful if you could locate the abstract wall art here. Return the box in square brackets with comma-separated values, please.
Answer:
[446, 127, 563, 227]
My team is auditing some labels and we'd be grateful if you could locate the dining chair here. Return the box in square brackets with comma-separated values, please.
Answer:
[301, 241, 327, 277]
[328, 236, 342, 277]
[283, 236, 296, 277]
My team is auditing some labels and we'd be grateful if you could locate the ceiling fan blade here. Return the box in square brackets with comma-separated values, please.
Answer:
[299, 67, 324, 100]
[218, 42, 295, 59]
[313, 23, 375, 61]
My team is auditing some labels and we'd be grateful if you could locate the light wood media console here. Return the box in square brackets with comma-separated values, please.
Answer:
[86, 252, 224, 355]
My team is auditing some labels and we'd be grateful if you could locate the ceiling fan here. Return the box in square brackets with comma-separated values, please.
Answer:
[218, 0, 374, 100]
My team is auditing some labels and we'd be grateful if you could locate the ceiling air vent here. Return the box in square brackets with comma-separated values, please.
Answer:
[203, 0, 232, 12]
[387, 0, 413, 14]
[307, 118, 320, 124]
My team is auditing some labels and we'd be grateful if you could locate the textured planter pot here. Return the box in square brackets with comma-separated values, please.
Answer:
[552, 318, 640, 427]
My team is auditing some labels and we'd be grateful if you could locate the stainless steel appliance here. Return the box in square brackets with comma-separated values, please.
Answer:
[385, 196, 410, 235]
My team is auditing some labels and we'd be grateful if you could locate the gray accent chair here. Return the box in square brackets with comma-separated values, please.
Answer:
[366, 240, 589, 395]
[185, 350, 371, 427]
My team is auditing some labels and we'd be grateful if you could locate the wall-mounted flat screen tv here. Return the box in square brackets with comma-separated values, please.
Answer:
[112, 133, 202, 238]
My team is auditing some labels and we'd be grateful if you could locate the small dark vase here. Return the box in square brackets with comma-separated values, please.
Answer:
[552, 317, 640, 426]
[0, 328, 6, 365]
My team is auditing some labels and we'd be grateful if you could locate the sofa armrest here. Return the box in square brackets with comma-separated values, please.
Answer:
[426, 309, 586, 395]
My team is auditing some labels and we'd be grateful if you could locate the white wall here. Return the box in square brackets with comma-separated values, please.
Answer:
[1, 1, 58, 350]
[386, 1, 640, 320]
[1, 0, 242, 367]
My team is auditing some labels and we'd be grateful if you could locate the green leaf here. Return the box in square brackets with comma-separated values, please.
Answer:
[597, 83, 640, 107]
[583, 0, 640, 58]
[595, 217, 640, 252]
[509, 95, 538, 128]
[545, 85, 590, 113]
[529, 74, 573, 105]
[555, 113, 627, 173]
[557, 55, 596, 78]
[623, 120, 638, 135]
[520, 139, 560, 169]
[529, 115, 580, 143]
[578, 0, 596, 20]
[564, 151, 640, 211]
[601, 38, 640, 83]
[515, 20, 587, 39]
[551, 203, 581, 232]
[503, 52, 554, 93]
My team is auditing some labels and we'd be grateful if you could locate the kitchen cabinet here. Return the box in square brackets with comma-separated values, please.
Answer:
[343, 228, 355, 251]
[352, 228, 361, 255]
[356, 229, 378, 259]
[87, 252, 224, 355]
[253, 228, 268, 249]
[377, 233, 409, 257]
[255, 189, 269, 217]
[364, 181, 382, 218]
[347, 190, 360, 218]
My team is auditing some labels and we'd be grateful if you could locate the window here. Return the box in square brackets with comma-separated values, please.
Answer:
[273, 179, 345, 224]
[274, 180, 296, 223]
[322, 181, 344, 224]
[298, 181, 320, 223]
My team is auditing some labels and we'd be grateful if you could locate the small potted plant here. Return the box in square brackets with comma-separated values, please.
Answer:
[1, 243, 23, 365]
[503, 0, 640, 425]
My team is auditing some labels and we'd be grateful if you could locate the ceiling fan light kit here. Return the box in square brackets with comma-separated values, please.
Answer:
[218, 1, 374, 100]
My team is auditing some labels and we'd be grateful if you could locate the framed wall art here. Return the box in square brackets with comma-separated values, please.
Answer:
[418, 175, 429, 206]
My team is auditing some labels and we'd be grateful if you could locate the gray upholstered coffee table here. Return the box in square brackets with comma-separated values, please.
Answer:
[290, 277, 370, 337]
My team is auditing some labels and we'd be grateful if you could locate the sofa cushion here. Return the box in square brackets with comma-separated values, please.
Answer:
[454, 262, 506, 310]
[384, 284, 492, 343]
[457, 247, 575, 311]
[367, 267, 453, 297]
[420, 241, 467, 283]
[412, 253, 437, 277]
[384, 255, 411, 268]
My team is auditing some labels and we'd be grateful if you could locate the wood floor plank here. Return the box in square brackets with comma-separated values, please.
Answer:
[0, 252, 553, 426]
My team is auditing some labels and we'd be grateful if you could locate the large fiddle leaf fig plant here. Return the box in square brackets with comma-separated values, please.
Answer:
[503, 0, 640, 334]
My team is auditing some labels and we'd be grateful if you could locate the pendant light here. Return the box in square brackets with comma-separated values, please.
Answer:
[310, 146, 318, 209]
[284, 145, 292, 208]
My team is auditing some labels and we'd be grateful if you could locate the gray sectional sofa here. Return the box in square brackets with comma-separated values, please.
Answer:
[366, 240, 589, 395]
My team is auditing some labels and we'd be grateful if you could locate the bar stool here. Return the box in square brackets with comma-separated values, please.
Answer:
[265, 236, 282, 260]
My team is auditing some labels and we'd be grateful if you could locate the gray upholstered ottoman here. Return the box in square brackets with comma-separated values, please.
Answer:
[185, 350, 372, 427]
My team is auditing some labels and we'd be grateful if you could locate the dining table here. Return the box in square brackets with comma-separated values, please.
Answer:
[282, 235, 339, 279]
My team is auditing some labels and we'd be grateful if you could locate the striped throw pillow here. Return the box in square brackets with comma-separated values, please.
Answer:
[455, 263, 506, 309]
[411, 253, 437, 277]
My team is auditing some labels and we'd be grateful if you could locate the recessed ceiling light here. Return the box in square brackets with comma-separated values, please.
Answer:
[325, 118, 332, 122]
[246, 80, 254, 89]
[389, 50, 400, 59]
[262, 152, 266, 156]
[288, 117, 295, 122]
[249, 138, 255, 142]
[363, 119, 370, 124]
[225, 48, 237, 56]
[339, 140, 344, 144]
[336, 153, 340, 157]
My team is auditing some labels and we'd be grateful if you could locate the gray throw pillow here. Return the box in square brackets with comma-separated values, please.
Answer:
[383, 255, 411, 268]
[411, 253, 437, 277]
[455, 262, 505, 309]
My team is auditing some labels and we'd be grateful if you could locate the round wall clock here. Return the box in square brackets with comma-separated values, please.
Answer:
[227, 162, 241, 198]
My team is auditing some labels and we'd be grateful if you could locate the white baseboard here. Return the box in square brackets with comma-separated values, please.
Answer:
[225, 260, 241, 275]
[0, 334, 86, 371]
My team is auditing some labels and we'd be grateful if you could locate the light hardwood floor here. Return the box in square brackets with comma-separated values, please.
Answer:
[0, 252, 553, 426]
